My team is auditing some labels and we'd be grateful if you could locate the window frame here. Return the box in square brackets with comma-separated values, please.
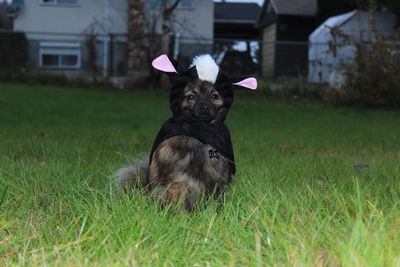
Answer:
[39, 42, 82, 69]
[41, 0, 80, 7]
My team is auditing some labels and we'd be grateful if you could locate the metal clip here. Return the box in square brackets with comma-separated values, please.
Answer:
[208, 148, 219, 159]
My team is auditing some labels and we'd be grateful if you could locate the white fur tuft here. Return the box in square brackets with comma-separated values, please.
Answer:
[191, 55, 219, 83]
[115, 157, 149, 191]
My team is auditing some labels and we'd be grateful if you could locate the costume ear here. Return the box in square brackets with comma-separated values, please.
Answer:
[152, 54, 178, 73]
[233, 77, 257, 90]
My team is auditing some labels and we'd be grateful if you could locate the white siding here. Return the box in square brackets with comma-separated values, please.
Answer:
[14, 0, 128, 39]
[172, 0, 214, 43]
[308, 11, 397, 84]
[14, 0, 213, 42]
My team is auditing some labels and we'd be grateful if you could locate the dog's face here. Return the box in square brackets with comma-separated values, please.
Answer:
[180, 80, 224, 122]
[151, 54, 257, 122]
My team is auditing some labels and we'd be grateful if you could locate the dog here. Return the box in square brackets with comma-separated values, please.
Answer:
[117, 54, 257, 211]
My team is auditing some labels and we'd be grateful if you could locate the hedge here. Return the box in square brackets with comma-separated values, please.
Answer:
[0, 31, 27, 68]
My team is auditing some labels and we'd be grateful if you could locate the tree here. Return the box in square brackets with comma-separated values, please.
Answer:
[126, 0, 181, 81]
[0, 2, 12, 30]
[127, 0, 147, 76]
[317, 0, 400, 24]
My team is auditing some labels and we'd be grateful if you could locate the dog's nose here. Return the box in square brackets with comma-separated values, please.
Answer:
[195, 102, 215, 120]
[201, 105, 210, 112]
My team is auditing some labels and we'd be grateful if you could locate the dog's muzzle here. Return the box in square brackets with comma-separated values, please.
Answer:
[194, 101, 216, 121]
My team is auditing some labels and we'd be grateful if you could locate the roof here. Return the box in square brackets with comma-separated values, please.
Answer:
[309, 10, 398, 41]
[309, 11, 357, 40]
[257, 0, 317, 27]
[214, 2, 261, 24]
[272, 0, 317, 16]
[260, 0, 317, 18]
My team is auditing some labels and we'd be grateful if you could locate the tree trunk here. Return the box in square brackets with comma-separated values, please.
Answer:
[127, 0, 148, 77]
[126, 0, 181, 87]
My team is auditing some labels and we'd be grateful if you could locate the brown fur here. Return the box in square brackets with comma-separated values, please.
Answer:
[149, 136, 232, 211]
[116, 77, 235, 211]
[180, 80, 224, 112]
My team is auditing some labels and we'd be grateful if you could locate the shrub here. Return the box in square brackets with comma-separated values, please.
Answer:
[340, 38, 400, 107]
[258, 77, 324, 101]
[325, 4, 400, 108]
[0, 32, 27, 70]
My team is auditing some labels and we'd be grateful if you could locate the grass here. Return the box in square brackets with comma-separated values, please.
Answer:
[1, 82, 400, 266]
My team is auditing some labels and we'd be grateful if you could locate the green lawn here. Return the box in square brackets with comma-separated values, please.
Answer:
[1, 83, 400, 266]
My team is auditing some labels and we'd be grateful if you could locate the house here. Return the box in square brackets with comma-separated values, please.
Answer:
[12, 0, 128, 77]
[257, 0, 317, 78]
[214, 2, 261, 40]
[168, 0, 214, 66]
[214, 2, 261, 76]
[308, 10, 398, 86]
[11, 0, 213, 78]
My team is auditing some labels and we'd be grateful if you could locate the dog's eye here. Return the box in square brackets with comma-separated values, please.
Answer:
[211, 93, 219, 100]
[187, 95, 195, 100]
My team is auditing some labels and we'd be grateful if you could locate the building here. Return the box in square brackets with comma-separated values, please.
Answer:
[12, 0, 127, 77]
[258, 0, 317, 78]
[308, 10, 398, 87]
[214, 2, 260, 40]
[169, 0, 214, 67]
[214, 2, 261, 76]
[12, 0, 213, 78]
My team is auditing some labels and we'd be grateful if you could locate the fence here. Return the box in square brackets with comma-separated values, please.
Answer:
[3, 30, 396, 84]
[0, 31, 264, 78]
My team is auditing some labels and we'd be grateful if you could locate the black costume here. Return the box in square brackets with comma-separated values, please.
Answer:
[149, 66, 236, 175]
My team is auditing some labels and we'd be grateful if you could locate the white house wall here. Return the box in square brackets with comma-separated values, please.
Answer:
[172, 0, 214, 42]
[308, 11, 397, 85]
[13, 0, 214, 74]
[339, 11, 397, 39]
[13, 0, 213, 47]
[171, 0, 214, 64]
[14, 0, 128, 40]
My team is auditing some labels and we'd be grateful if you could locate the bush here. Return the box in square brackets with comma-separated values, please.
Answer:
[258, 77, 324, 101]
[0, 32, 27, 70]
[340, 39, 400, 107]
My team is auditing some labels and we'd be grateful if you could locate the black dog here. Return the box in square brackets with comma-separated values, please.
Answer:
[117, 54, 257, 211]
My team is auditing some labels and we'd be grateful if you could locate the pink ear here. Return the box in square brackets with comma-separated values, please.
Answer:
[233, 77, 257, 90]
[152, 54, 177, 73]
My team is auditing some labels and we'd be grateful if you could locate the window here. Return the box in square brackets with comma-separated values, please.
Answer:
[178, 0, 195, 9]
[39, 42, 81, 69]
[42, 0, 79, 5]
